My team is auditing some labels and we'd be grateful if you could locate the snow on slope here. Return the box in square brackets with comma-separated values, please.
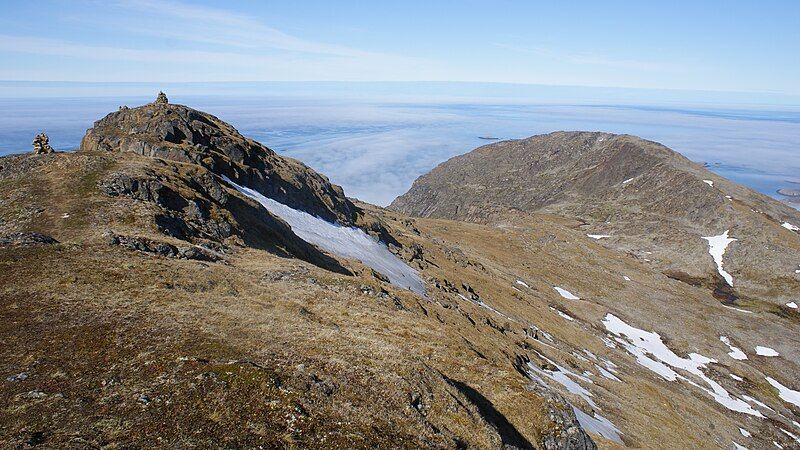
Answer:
[765, 377, 800, 408]
[702, 230, 737, 286]
[782, 222, 799, 232]
[603, 313, 763, 417]
[223, 177, 426, 295]
[720, 336, 748, 360]
[554, 287, 580, 300]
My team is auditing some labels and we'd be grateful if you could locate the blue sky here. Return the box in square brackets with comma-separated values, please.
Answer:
[0, 1, 798, 94]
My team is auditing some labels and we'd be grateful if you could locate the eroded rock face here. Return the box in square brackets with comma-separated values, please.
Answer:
[80, 100, 355, 225]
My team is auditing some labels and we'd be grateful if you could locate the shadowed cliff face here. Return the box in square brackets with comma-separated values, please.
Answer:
[391, 131, 800, 306]
[80, 101, 356, 225]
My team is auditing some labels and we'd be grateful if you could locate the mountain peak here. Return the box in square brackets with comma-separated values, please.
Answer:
[80, 99, 355, 225]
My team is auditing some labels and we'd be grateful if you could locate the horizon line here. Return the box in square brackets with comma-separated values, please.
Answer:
[1, 79, 799, 97]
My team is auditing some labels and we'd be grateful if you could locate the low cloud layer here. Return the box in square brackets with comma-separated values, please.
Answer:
[1, 96, 798, 207]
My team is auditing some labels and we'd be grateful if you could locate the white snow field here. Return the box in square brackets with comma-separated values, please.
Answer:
[223, 177, 425, 295]
[603, 313, 763, 417]
[702, 230, 737, 286]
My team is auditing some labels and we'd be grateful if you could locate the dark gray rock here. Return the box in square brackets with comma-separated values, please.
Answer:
[0, 232, 58, 247]
[98, 173, 164, 204]
[108, 233, 225, 262]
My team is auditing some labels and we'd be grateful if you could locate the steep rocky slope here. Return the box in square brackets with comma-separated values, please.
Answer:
[391, 131, 800, 307]
[2, 103, 799, 449]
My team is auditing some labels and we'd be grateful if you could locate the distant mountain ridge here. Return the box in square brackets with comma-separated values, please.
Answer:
[391, 131, 800, 305]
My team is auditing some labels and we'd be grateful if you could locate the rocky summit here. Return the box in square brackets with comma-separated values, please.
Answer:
[1, 100, 799, 450]
[81, 98, 355, 225]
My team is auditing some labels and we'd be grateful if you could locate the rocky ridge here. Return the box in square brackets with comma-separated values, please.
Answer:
[391, 131, 800, 306]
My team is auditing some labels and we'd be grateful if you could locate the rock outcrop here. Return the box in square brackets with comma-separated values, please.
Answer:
[80, 97, 356, 225]
[0, 232, 58, 247]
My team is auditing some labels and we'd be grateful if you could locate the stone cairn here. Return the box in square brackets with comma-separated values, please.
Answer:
[32, 132, 54, 154]
[154, 91, 169, 104]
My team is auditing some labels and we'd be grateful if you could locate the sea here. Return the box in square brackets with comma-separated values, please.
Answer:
[1, 87, 798, 207]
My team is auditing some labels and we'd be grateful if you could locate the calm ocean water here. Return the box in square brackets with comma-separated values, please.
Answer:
[1, 95, 798, 207]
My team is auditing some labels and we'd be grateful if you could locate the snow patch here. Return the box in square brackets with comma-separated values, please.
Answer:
[526, 356, 595, 408]
[755, 346, 779, 357]
[571, 405, 624, 444]
[551, 307, 575, 321]
[587, 234, 611, 239]
[458, 293, 513, 321]
[765, 377, 800, 408]
[554, 287, 580, 300]
[557, 310, 575, 321]
[515, 279, 529, 288]
[223, 177, 425, 295]
[623, 275, 631, 281]
[723, 305, 753, 314]
[787, 302, 798, 309]
[601, 336, 617, 349]
[702, 230, 737, 286]
[739, 428, 751, 437]
[603, 313, 763, 417]
[741, 395, 773, 412]
[732, 442, 747, 450]
[782, 222, 799, 232]
[720, 336, 748, 360]
[703, 179, 714, 186]
[595, 364, 621, 382]
[730, 374, 743, 381]
[781, 428, 800, 444]
[622, 178, 635, 184]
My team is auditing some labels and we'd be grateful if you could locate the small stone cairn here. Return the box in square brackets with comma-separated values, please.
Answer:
[32, 132, 54, 154]
[154, 91, 169, 104]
